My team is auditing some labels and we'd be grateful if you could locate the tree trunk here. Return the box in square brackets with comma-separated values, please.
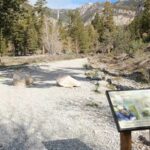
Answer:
[42, 45, 45, 54]
[75, 39, 79, 54]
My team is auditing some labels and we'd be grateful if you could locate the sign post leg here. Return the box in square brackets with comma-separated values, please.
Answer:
[120, 131, 131, 150]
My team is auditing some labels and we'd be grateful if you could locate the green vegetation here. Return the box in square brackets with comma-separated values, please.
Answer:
[130, 0, 150, 41]
[142, 108, 150, 117]
[86, 102, 100, 108]
[128, 105, 141, 120]
[0, 0, 149, 57]
[94, 82, 100, 93]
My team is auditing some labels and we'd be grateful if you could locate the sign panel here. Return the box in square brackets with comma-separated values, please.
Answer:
[106, 89, 150, 132]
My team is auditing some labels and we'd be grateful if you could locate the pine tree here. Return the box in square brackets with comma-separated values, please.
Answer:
[92, 2, 115, 43]
[86, 25, 98, 52]
[130, 0, 150, 41]
[129, 15, 142, 39]
[0, 0, 32, 56]
[10, 3, 39, 56]
[103, 1, 114, 32]
[34, 0, 47, 53]
[92, 13, 104, 42]
[59, 25, 71, 52]
[35, 0, 47, 15]
[26, 22, 38, 54]
[0, 29, 7, 57]
[68, 10, 90, 53]
[141, 0, 150, 40]
[0, 0, 26, 38]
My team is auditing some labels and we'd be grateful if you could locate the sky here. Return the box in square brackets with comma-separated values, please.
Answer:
[29, 0, 118, 9]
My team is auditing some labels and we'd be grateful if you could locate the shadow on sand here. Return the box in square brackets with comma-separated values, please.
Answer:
[0, 117, 93, 150]
[43, 139, 93, 150]
[0, 63, 89, 88]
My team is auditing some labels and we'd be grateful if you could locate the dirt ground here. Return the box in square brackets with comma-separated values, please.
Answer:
[0, 58, 149, 150]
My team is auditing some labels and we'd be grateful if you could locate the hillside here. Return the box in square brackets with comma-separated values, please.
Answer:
[115, 0, 143, 10]
[45, 8, 71, 23]
[47, 1, 138, 26]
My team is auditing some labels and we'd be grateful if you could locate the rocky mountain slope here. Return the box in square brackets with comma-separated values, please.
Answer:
[47, 1, 141, 26]
[115, 0, 143, 9]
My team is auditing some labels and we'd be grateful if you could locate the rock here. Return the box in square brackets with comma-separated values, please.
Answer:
[13, 70, 33, 87]
[13, 71, 25, 87]
[98, 80, 109, 87]
[56, 75, 81, 88]
[126, 71, 149, 83]
[13, 75, 26, 87]
[106, 78, 112, 85]
[25, 75, 34, 86]
[95, 80, 110, 93]
[115, 84, 134, 90]
[85, 70, 105, 80]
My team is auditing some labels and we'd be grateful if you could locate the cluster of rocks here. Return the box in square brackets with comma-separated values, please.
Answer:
[85, 69, 116, 93]
[85, 67, 150, 93]
[13, 69, 81, 88]
[87, 52, 150, 92]
[85, 69, 105, 81]
[132, 135, 150, 150]
[88, 53, 150, 84]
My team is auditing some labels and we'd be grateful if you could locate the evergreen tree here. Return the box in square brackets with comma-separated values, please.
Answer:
[92, 13, 104, 42]
[0, 30, 7, 57]
[35, 0, 47, 15]
[129, 15, 142, 39]
[141, 0, 150, 40]
[92, 13, 102, 31]
[86, 25, 98, 52]
[0, 0, 33, 56]
[10, 4, 39, 56]
[59, 25, 71, 52]
[92, 2, 114, 43]
[10, 10, 27, 55]
[130, 0, 150, 41]
[34, 0, 47, 53]
[103, 1, 114, 32]
[26, 12, 38, 54]
[68, 10, 89, 53]
[0, 0, 26, 38]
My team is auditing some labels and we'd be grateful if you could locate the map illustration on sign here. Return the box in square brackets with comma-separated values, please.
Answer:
[106, 89, 150, 132]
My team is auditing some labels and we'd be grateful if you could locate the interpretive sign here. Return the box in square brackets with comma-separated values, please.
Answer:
[106, 89, 150, 132]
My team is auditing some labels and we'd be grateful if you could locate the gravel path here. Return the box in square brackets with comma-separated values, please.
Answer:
[0, 58, 148, 150]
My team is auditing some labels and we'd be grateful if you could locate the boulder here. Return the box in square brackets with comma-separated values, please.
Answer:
[13, 79, 26, 87]
[13, 72, 26, 87]
[56, 75, 81, 88]
[25, 75, 34, 86]
[13, 71, 33, 87]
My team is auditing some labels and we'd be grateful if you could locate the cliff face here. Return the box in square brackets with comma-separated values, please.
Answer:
[113, 8, 136, 26]
[115, 0, 143, 9]
[47, 1, 140, 26]
[79, 2, 136, 26]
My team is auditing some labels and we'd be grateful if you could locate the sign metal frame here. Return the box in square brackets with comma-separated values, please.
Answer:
[106, 88, 150, 132]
